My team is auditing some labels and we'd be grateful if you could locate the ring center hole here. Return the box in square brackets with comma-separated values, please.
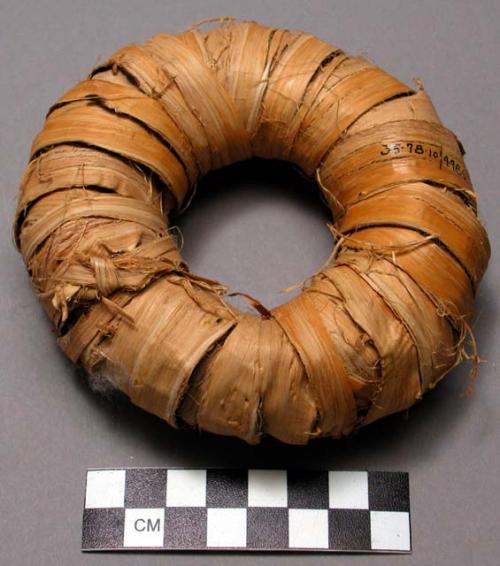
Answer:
[174, 159, 333, 310]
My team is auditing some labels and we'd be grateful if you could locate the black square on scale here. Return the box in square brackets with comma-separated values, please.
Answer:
[125, 468, 167, 508]
[287, 469, 329, 509]
[329, 509, 371, 551]
[368, 471, 410, 512]
[82, 508, 125, 549]
[247, 508, 288, 549]
[206, 469, 248, 507]
[164, 507, 207, 549]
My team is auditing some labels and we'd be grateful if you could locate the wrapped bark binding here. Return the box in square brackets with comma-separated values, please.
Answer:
[14, 20, 490, 444]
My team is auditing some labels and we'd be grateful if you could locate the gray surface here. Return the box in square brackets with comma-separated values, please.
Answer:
[1, 0, 499, 564]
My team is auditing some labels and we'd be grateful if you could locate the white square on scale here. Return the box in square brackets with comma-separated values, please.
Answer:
[248, 469, 287, 507]
[85, 469, 125, 509]
[370, 511, 411, 551]
[288, 509, 329, 549]
[124, 508, 164, 548]
[166, 469, 206, 507]
[329, 471, 369, 509]
[207, 508, 247, 548]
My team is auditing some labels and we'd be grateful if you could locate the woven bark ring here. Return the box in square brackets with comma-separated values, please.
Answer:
[14, 20, 490, 444]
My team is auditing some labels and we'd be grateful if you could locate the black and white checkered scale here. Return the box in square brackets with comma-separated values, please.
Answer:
[82, 468, 411, 553]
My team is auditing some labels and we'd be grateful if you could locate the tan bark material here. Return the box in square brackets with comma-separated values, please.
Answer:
[13, 20, 490, 444]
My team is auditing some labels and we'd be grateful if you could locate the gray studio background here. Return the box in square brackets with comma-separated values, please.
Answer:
[1, 1, 499, 565]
